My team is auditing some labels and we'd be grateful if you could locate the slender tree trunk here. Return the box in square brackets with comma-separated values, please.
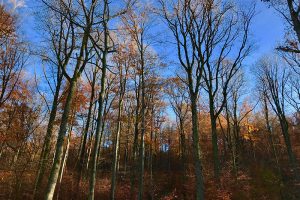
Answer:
[88, 66, 107, 200]
[77, 70, 96, 189]
[86, 103, 97, 172]
[190, 92, 204, 200]
[232, 115, 239, 177]
[56, 125, 72, 200]
[178, 117, 187, 199]
[210, 113, 220, 179]
[44, 78, 77, 200]
[263, 96, 279, 165]
[218, 115, 227, 161]
[138, 65, 146, 200]
[88, 2, 109, 198]
[110, 95, 124, 200]
[224, 99, 237, 176]
[209, 94, 220, 180]
[149, 105, 155, 200]
[97, 115, 106, 164]
[34, 74, 62, 199]
[130, 81, 140, 199]
[280, 117, 296, 166]
[179, 118, 186, 171]
[124, 119, 130, 174]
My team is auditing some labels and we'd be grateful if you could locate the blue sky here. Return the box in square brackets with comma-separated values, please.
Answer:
[10, 0, 285, 84]
[16, 0, 285, 61]
[246, 1, 285, 64]
[7, 0, 287, 113]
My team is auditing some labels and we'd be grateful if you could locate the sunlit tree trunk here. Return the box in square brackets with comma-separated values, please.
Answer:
[56, 124, 73, 200]
[77, 68, 97, 190]
[34, 71, 62, 198]
[88, 2, 109, 197]
[44, 78, 77, 200]
[138, 39, 146, 200]
[190, 91, 204, 200]
[130, 79, 140, 199]
[88, 56, 107, 200]
[111, 84, 125, 199]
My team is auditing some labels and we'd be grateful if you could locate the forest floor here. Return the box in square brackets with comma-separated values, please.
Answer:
[1, 158, 300, 200]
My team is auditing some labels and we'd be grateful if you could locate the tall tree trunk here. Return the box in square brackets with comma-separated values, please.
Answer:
[88, 1, 109, 198]
[88, 66, 107, 200]
[179, 118, 186, 170]
[34, 73, 62, 199]
[190, 92, 204, 200]
[77, 69, 96, 189]
[138, 58, 146, 200]
[56, 125, 72, 200]
[149, 105, 155, 200]
[110, 95, 124, 200]
[218, 115, 227, 161]
[44, 78, 77, 200]
[130, 80, 140, 199]
[232, 110, 239, 177]
[86, 103, 98, 172]
[179, 117, 187, 199]
[124, 117, 130, 174]
[263, 95, 279, 165]
[209, 107, 220, 180]
[280, 117, 296, 166]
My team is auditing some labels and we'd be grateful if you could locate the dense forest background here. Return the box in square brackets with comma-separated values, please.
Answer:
[1, 0, 300, 199]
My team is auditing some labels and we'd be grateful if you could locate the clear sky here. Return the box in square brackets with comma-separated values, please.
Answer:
[15, 0, 285, 62]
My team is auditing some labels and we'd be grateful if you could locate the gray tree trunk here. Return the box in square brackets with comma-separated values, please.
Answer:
[110, 96, 124, 199]
[77, 69, 96, 189]
[44, 78, 77, 200]
[34, 73, 62, 199]
[88, 65, 107, 200]
[56, 125, 72, 200]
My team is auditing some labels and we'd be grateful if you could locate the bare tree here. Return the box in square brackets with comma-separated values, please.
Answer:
[160, 0, 207, 198]
[41, 1, 100, 199]
[199, 1, 253, 179]
[110, 41, 130, 200]
[33, 3, 75, 195]
[87, 0, 132, 198]
[122, 6, 150, 199]
[256, 56, 297, 169]
[76, 66, 98, 192]
[262, 0, 300, 52]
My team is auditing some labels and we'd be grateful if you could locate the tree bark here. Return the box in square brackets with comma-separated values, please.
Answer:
[34, 73, 62, 199]
[287, 0, 300, 43]
[209, 98, 220, 180]
[44, 78, 77, 200]
[138, 46, 146, 200]
[56, 125, 72, 200]
[77, 69, 96, 190]
[190, 92, 204, 200]
[279, 116, 296, 166]
[110, 95, 124, 200]
[88, 65, 107, 200]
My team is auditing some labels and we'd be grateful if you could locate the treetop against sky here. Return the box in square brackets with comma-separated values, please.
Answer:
[11, 0, 284, 72]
